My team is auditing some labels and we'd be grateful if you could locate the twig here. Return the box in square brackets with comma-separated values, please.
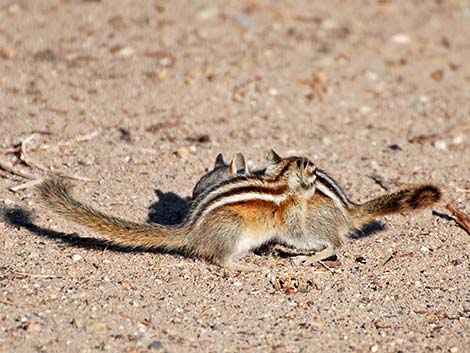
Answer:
[0, 159, 38, 180]
[9, 178, 44, 192]
[0, 298, 46, 308]
[20, 133, 48, 172]
[11, 271, 60, 279]
[18, 133, 97, 183]
[2, 131, 100, 154]
[111, 310, 154, 328]
[368, 174, 389, 191]
[318, 260, 336, 273]
[445, 203, 470, 235]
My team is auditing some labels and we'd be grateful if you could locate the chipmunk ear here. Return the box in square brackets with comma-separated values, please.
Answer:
[229, 153, 247, 174]
[214, 153, 226, 168]
[266, 149, 281, 164]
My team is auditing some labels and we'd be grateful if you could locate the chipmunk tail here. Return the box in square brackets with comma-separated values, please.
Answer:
[38, 178, 190, 251]
[351, 184, 442, 226]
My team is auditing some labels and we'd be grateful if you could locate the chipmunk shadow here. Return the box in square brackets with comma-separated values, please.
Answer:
[1, 207, 176, 255]
[147, 189, 191, 225]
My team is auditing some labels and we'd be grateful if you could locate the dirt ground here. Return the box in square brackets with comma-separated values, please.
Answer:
[1, 1, 469, 352]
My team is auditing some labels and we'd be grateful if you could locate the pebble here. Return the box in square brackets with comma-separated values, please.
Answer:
[0, 47, 16, 59]
[365, 71, 379, 81]
[268, 88, 279, 96]
[197, 7, 219, 20]
[433, 140, 447, 150]
[370, 345, 378, 353]
[359, 105, 372, 115]
[72, 254, 83, 262]
[148, 341, 163, 350]
[112, 46, 135, 57]
[3, 199, 14, 206]
[237, 16, 252, 29]
[159, 57, 173, 67]
[450, 347, 458, 353]
[175, 147, 189, 158]
[390, 33, 411, 44]
[88, 322, 108, 332]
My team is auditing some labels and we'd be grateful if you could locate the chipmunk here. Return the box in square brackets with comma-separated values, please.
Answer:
[38, 151, 317, 272]
[191, 153, 249, 199]
[192, 151, 443, 265]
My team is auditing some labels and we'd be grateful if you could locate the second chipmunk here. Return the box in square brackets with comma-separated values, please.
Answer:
[39, 151, 318, 272]
[191, 151, 442, 265]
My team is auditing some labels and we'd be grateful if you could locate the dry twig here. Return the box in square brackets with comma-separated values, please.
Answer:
[445, 203, 470, 235]
[111, 310, 154, 328]
[9, 178, 44, 192]
[0, 159, 38, 180]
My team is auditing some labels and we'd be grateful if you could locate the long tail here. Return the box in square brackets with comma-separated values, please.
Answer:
[351, 184, 442, 226]
[38, 179, 190, 251]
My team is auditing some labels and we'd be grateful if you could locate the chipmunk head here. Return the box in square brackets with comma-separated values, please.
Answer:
[192, 153, 249, 198]
[264, 149, 316, 191]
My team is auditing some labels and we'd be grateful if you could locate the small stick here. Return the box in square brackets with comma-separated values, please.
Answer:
[318, 260, 336, 273]
[27, 130, 100, 152]
[11, 271, 59, 279]
[0, 159, 38, 180]
[111, 310, 154, 328]
[9, 178, 44, 192]
[19, 133, 96, 183]
[445, 203, 470, 235]
[0, 298, 46, 308]
[20, 133, 49, 172]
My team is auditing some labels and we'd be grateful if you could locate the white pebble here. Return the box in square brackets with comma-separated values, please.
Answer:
[433, 140, 447, 150]
[72, 254, 83, 262]
[390, 33, 411, 44]
[3, 199, 14, 206]
[370, 345, 378, 353]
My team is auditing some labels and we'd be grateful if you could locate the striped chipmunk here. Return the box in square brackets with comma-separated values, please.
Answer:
[194, 150, 443, 266]
[38, 151, 318, 272]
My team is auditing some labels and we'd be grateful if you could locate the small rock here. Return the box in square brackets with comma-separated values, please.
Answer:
[420, 246, 429, 253]
[159, 57, 173, 67]
[197, 7, 219, 20]
[359, 105, 372, 115]
[237, 15, 252, 29]
[370, 345, 379, 353]
[433, 140, 447, 150]
[175, 148, 189, 158]
[88, 322, 108, 332]
[71, 318, 83, 328]
[3, 199, 15, 206]
[110, 45, 135, 57]
[390, 33, 411, 44]
[233, 281, 242, 287]
[430, 69, 444, 81]
[365, 71, 379, 81]
[450, 347, 458, 353]
[72, 254, 83, 262]
[0, 47, 16, 59]
[148, 341, 163, 350]
[268, 88, 279, 96]
[355, 256, 366, 264]
[24, 322, 41, 332]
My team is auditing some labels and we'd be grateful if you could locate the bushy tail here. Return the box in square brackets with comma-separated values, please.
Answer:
[351, 184, 442, 225]
[38, 179, 189, 251]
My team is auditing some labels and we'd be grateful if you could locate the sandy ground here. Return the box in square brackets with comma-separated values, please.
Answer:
[1, 1, 469, 352]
